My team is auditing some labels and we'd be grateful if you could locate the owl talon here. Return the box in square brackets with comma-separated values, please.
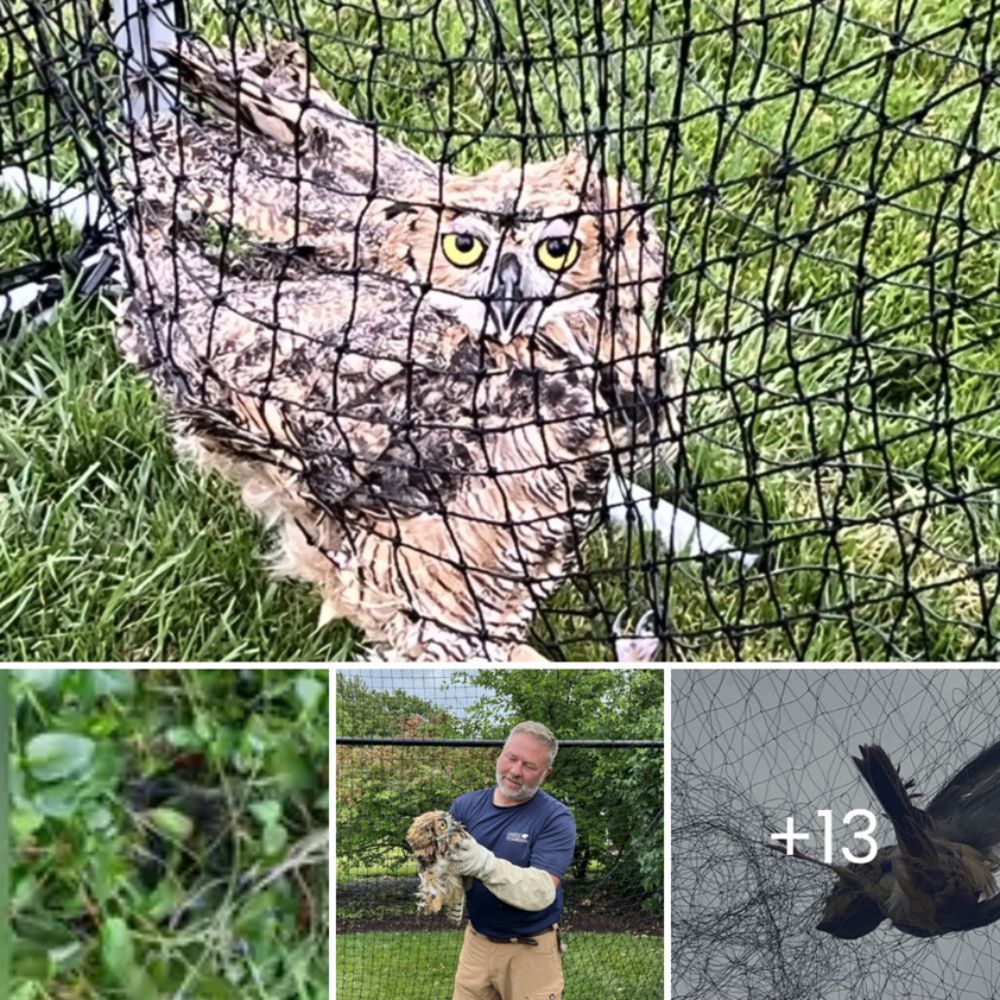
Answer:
[612, 608, 662, 661]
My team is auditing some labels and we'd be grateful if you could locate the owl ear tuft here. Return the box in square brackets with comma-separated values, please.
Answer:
[557, 149, 645, 216]
[560, 152, 665, 277]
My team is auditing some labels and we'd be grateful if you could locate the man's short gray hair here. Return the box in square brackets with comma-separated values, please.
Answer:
[507, 721, 558, 766]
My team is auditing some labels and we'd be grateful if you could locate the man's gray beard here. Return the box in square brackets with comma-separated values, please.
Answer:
[495, 763, 539, 802]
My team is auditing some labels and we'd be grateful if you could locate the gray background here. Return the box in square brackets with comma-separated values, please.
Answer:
[672, 668, 1000, 1000]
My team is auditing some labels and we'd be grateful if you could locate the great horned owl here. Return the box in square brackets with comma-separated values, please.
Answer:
[405, 810, 469, 924]
[115, 39, 675, 661]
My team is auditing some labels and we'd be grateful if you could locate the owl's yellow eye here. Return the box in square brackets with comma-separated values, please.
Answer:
[535, 236, 581, 272]
[438, 820, 448, 830]
[441, 233, 486, 268]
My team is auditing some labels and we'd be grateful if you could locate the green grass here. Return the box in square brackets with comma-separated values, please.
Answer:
[0, 313, 357, 660]
[1, 0, 998, 659]
[336, 929, 663, 1000]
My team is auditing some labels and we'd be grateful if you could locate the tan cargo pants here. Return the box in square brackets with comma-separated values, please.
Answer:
[452, 922, 564, 1000]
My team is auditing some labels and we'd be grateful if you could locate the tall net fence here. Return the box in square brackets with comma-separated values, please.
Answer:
[672, 668, 1000, 1000]
[1, 1, 998, 661]
[334, 668, 664, 999]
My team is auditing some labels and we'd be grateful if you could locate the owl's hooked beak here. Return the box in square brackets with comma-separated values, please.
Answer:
[486, 254, 528, 344]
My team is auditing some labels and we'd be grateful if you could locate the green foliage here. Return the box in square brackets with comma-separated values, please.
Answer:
[454, 669, 663, 741]
[336, 673, 458, 738]
[10, 669, 328, 997]
[336, 674, 502, 867]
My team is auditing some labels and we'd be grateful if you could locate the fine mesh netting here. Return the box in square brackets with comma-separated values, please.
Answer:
[1, 2, 998, 661]
[672, 668, 1000, 1000]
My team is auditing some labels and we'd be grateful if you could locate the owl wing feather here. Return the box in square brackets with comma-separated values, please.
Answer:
[141, 38, 443, 254]
[120, 265, 480, 515]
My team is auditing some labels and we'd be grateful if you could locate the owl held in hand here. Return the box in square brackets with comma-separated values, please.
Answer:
[116, 40, 675, 661]
[406, 810, 469, 924]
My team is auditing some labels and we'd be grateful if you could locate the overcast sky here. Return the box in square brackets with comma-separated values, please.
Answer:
[335, 667, 498, 721]
[672, 668, 1000, 1000]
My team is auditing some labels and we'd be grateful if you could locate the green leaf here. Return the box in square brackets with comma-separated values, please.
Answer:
[250, 799, 282, 826]
[13, 670, 63, 692]
[85, 804, 114, 831]
[294, 677, 324, 714]
[11, 874, 37, 911]
[101, 919, 158, 1000]
[164, 725, 199, 749]
[100, 917, 134, 979]
[262, 821, 288, 857]
[11, 808, 44, 839]
[11, 940, 50, 982]
[272, 738, 312, 793]
[33, 783, 81, 819]
[145, 881, 184, 923]
[92, 670, 135, 697]
[25, 732, 95, 782]
[144, 807, 195, 842]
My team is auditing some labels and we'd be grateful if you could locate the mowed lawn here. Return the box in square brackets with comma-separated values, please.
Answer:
[336, 929, 663, 1000]
[2, 1, 998, 660]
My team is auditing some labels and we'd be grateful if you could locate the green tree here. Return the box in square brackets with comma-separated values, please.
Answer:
[336, 675, 492, 869]
[336, 673, 456, 737]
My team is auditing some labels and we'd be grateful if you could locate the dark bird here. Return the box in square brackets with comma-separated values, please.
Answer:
[770, 740, 1000, 939]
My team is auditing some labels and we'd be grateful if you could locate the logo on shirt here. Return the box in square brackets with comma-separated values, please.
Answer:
[505, 831, 530, 843]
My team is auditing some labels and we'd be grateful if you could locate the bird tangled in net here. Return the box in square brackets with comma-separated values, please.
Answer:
[769, 740, 1000, 939]
[113, 39, 676, 661]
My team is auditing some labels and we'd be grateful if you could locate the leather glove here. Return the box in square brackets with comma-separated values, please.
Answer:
[451, 834, 557, 911]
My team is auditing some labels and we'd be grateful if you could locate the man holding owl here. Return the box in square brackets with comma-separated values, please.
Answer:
[448, 721, 576, 1000]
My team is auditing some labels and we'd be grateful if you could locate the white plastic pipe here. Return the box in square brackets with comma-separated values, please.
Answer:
[110, 0, 179, 120]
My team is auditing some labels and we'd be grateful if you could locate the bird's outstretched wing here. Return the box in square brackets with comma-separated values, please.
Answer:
[926, 739, 1000, 854]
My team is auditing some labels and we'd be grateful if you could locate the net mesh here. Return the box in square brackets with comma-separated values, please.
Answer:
[673, 668, 1000, 1000]
[2, 0, 998, 661]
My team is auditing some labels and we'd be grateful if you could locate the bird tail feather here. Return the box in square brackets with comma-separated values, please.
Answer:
[854, 744, 938, 862]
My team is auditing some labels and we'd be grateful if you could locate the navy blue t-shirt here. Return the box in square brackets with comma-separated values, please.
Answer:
[450, 787, 576, 937]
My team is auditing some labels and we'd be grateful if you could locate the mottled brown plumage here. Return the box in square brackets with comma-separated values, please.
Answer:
[770, 741, 1000, 939]
[406, 810, 469, 924]
[115, 39, 675, 660]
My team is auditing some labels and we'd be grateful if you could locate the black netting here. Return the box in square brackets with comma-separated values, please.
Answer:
[1, 1, 999, 661]
[672, 668, 1000, 1000]
[335, 668, 664, 999]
